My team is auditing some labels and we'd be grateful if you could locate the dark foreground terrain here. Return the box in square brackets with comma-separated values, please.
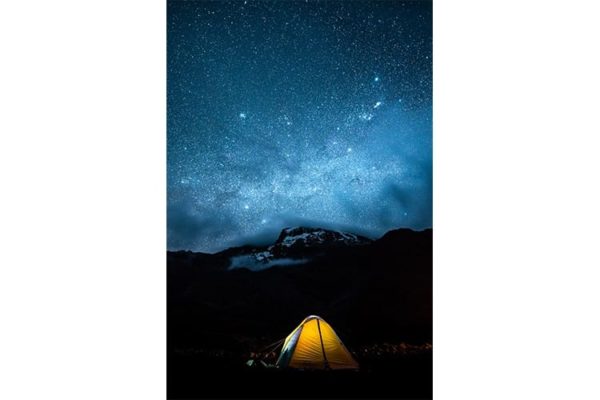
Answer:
[168, 227, 432, 399]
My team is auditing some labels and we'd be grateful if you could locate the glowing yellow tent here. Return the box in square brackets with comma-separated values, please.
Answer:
[276, 315, 359, 370]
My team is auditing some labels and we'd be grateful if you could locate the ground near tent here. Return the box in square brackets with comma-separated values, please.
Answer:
[168, 347, 432, 399]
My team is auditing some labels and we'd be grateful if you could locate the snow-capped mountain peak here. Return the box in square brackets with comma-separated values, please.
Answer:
[275, 227, 370, 248]
[226, 227, 372, 270]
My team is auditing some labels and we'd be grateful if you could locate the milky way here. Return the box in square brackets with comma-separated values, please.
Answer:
[168, 0, 432, 252]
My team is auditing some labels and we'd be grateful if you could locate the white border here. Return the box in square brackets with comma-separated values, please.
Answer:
[1, 0, 600, 399]
[0, 1, 166, 399]
[435, 1, 600, 399]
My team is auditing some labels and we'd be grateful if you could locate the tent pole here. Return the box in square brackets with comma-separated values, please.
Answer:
[316, 319, 330, 369]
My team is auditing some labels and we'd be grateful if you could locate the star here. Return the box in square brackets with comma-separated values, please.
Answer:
[359, 112, 374, 121]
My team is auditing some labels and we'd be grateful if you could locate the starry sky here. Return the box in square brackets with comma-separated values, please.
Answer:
[168, 0, 432, 253]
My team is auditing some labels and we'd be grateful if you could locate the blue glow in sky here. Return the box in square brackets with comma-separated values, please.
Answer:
[168, 0, 432, 252]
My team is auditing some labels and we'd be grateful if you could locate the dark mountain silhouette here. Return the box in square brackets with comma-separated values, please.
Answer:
[211, 226, 372, 266]
[168, 227, 432, 399]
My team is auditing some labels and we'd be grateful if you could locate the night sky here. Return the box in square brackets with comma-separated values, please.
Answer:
[168, 0, 432, 253]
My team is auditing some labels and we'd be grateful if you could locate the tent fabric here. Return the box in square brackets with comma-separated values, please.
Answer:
[276, 315, 359, 370]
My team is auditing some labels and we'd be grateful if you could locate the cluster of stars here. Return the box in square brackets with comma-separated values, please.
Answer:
[168, 0, 432, 252]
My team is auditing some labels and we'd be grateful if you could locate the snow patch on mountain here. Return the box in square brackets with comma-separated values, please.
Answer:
[280, 232, 317, 247]
[275, 227, 370, 248]
[227, 227, 371, 271]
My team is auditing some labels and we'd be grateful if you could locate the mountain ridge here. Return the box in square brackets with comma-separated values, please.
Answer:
[168, 226, 431, 272]
[170, 226, 430, 256]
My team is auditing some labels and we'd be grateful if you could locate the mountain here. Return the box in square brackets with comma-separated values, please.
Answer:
[216, 227, 372, 270]
[275, 226, 371, 249]
[168, 226, 432, 398]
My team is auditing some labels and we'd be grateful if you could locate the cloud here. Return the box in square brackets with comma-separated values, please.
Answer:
[167, 199, 235, 252]
[228, 255, 309, 271]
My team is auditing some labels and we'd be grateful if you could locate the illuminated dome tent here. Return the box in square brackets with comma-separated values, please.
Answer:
[276, 315, 359, 370]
